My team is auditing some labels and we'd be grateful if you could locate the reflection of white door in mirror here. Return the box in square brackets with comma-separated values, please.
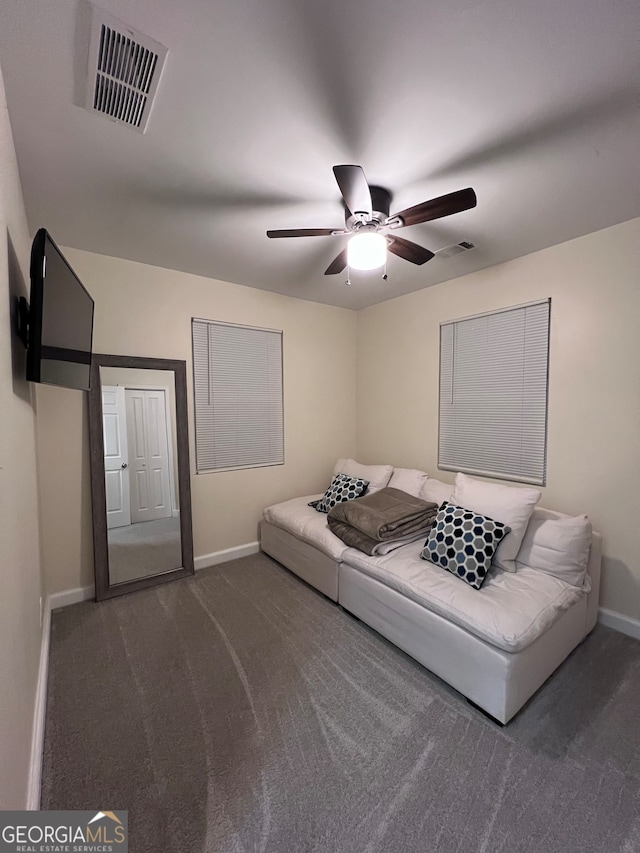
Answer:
[125, 388, 173, 523]
[102, 385, 131, 529]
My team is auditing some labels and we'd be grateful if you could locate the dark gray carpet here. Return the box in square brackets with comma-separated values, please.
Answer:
[42, 554, 640, 853]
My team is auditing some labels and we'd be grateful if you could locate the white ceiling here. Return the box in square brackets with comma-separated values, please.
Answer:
[0, 0, 638, 310]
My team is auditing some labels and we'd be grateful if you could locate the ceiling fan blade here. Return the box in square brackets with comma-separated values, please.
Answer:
[324, 248, 348, 275]
[267, 228, 340, 238]
[386, 236, 435, 265]
[333, 165, 373, 218]
[388, 187, 477, 228]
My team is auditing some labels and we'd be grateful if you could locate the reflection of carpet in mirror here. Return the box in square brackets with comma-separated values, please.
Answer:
[108, 516, 182, 585]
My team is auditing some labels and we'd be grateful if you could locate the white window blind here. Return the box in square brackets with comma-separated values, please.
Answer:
[192, 319, 284, 472]
[438, 299, 550, 485]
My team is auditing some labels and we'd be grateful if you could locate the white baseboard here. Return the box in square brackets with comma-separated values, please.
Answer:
[194, 541, 260, 572]
[27, 597, 51, 809]
[27, 584, 96, 808]
[48, 543, 262, 607]
[45, 543, 261, 610]
[49, 585, 94, 611]
[598, 607, 640, 641]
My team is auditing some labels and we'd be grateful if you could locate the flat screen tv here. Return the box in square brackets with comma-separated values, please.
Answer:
[25, 229, 94, 391]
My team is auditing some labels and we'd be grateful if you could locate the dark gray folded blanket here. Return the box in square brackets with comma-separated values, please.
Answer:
[327, 487, 438, 555]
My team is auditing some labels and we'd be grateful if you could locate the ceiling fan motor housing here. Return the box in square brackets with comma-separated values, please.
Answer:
[345, 185, 392, 230]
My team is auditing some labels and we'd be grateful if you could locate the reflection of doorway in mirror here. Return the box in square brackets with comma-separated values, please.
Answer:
[102, 385, 176, 530]
[102, 380, 181, 584]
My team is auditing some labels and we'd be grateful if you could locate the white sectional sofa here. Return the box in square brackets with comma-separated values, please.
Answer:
[261, 461, 601, 724]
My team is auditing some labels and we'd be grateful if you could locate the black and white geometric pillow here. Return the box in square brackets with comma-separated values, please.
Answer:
[421, 502, 510, 589]
[308, 473, 370, 514]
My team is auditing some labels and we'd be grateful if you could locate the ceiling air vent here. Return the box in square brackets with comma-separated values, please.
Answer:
[85, 7, 168, 133]
[435, 241, 476, 259]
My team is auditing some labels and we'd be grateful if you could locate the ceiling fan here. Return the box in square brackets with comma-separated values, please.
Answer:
[266, 165, 477, 276]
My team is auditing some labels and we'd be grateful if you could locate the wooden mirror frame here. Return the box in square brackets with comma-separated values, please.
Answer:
[88, 353, 194, 600]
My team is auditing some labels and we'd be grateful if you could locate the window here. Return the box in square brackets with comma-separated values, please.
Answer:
[192, 319, 284, 472]
[438, 299, 550, 485]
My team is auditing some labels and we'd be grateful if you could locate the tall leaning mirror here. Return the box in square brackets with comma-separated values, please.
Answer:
[88, 354, 194, 600]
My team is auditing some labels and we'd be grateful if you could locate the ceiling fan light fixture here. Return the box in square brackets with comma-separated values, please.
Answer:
[347, 232, 387, 271]
[266, 165, 476, 276]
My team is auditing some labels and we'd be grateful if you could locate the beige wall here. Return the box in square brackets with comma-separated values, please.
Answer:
[36, 251, 357, 593]
[357, 218, 640, 621]
[0, 65, 43, 807]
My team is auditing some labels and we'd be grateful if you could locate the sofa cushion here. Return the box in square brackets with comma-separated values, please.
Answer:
[420, 478, 454, 506]
[333, 458, 393, 494]
[421, 503, 510, 590]
[388, 468, 429, 498]
[516, 508, 592, 587]
[264, 495, 349, 561]
[341, 541, 585, 653]
[309, 473, 369, 513]
[452, 473, 541, 573]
